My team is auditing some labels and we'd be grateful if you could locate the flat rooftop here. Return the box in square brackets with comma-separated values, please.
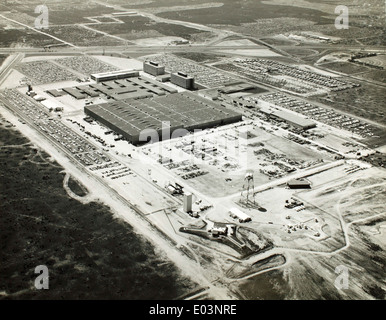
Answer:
[90, 69, 138, 78]
[219, 82, 257, 94]
[61, 76, 177, 101]
[85, 92, 242, 144]
[271, 110, 316, 129]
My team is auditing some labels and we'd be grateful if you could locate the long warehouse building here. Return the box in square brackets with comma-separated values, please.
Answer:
[85, 92, 242, 145]
[270, 110, 316, 130]
[91, 70, 140, 83]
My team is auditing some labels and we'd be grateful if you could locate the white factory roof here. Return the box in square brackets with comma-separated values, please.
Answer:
[229, 207, 251, 220]
[41, 99, 60, 110]
[91, 69, 138, 78]
[272, 110, 316, 128]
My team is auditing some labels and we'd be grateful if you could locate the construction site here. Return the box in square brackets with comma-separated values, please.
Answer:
[0, 4, 384, 299]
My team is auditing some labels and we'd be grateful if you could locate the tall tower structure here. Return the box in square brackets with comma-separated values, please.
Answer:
[183, 193, 193, 213]
[241, 170, 255, 204]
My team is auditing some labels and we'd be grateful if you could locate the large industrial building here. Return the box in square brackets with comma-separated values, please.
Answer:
[144, 61, 165, 76]
[171, 72, 195, 90]
[59, 76, 177, 101]
[219, 82, 258, 94]
[84, 92, 242, 145]
[61, 87, 86, 99]
[270, 110, 316, 130]
[90, 70, 140, 83]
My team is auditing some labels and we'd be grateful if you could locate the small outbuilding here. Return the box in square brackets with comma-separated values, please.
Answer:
[287, 178, 311, 189]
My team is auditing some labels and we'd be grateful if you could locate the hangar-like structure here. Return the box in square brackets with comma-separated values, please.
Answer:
[84, 92, 242, 145]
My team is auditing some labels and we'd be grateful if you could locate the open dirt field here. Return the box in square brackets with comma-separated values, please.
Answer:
[234, 163, 386, 300]
[146, 123, 334, 198]
[90, 14, 208, 42]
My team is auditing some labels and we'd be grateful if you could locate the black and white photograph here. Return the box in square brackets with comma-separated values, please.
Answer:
[0, 0, 385, 304]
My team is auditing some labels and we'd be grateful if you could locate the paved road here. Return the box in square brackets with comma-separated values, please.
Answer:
[0, 43, 385, 55]
[0, 53, 23, 87]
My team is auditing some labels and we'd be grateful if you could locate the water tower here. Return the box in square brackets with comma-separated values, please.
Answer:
[241, 170, 255, 204]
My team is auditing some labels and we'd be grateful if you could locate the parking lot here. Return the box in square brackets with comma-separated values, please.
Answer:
[0, 89, 112, 167]
[214, 58, 358, 96]
[145, 53, 237, 88]
[16, 61, 77, 85]
[257, 92, 377, 138]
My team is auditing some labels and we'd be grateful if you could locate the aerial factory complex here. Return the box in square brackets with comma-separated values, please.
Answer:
[84, 91, 242, 145]
[0, 0, 385, 301]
